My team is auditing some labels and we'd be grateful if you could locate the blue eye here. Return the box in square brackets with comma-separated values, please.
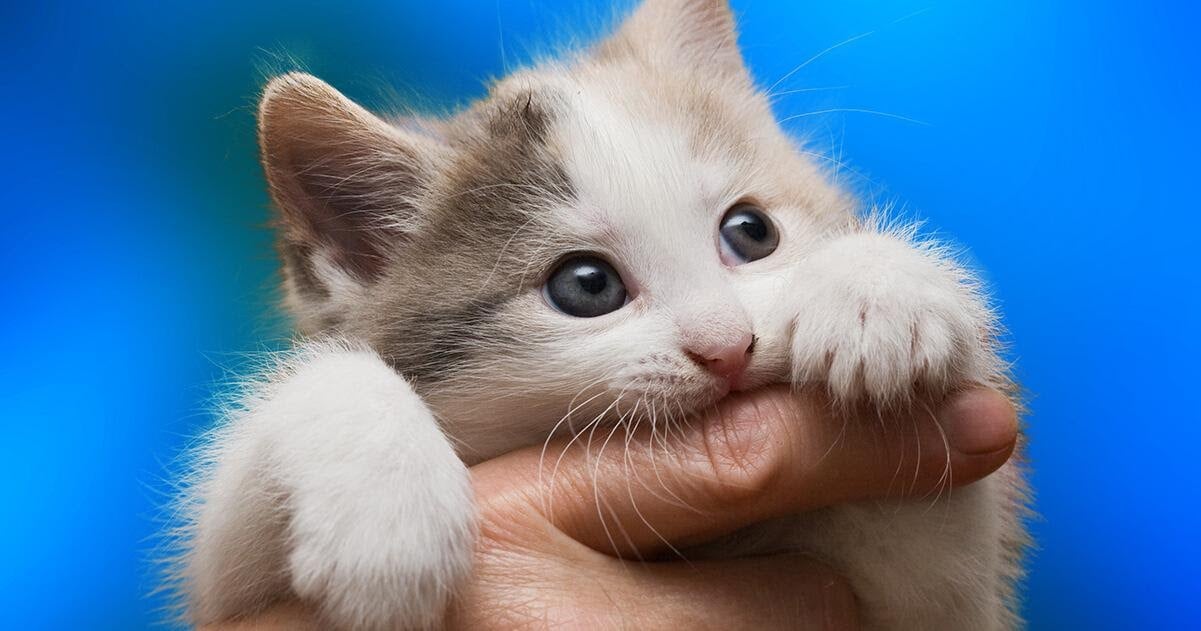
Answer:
[720, 203, 779, 263]
[544, 255, 628, 317]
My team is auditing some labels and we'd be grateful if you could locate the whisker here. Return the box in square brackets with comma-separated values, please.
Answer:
[546, 378, 634, 518]
[640, 396, 702, 516]
[779, 108, 929, 127]
[622, 396, 692, 563]
[594, 405, 639, 561]
[765, 30, 876, 96]
[908, 411, 924, 497]
[546, 395, 621, 519]
[537, 386, 610, 513]
[920, 401, 955, 521]
[768, 85, 850, 102]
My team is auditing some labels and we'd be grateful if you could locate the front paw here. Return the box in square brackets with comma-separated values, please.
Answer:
[253, 343, 478, 630]
[789, 231, 996, 402]
[288, 486, 476, 631]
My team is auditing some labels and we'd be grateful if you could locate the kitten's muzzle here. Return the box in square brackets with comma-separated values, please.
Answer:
[684, 332, 754, 391]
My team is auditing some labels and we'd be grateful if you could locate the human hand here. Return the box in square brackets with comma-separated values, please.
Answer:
[201, 386, 1016, 629]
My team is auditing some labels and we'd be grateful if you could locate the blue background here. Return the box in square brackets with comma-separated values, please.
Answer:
[3, 1, 1198, 628]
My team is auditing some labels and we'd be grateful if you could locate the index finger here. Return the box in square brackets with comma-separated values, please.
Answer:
[472, 386, 1017, 558]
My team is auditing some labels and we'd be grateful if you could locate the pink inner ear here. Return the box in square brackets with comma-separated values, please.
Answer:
[275, 142, 407, 281]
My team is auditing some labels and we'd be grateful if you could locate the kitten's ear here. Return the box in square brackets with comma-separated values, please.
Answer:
[599, 0, 747, 79]
[258, 73, 443, 296]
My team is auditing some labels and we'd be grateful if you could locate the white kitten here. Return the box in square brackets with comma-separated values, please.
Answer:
[167, 1, 1029, 629]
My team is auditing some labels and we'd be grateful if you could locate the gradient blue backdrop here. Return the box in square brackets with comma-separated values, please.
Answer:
[3, 1, 1198, 628]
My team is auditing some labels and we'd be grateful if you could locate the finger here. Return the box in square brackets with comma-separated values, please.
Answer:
[473, 386, 1016, 557]
[447, 544, 856, 630]
[626, 556, 859, 630]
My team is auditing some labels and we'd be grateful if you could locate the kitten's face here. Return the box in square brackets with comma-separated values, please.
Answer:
[259, 0, 854, 459]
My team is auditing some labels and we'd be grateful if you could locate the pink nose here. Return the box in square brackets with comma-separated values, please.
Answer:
[685, 333, 754, 385]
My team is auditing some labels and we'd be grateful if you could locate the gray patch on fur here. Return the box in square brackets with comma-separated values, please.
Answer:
[343, 87, 578, 385]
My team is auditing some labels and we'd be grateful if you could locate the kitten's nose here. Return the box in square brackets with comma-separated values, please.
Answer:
[685, 333, 754, 386]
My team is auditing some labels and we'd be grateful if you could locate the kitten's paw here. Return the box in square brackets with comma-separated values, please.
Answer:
[272, 350, 477, 630]
[789, 231, 996, 402]
[288, 477, 476, 631]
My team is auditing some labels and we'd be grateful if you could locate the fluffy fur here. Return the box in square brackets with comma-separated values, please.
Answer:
[168, 1, 1029, 628]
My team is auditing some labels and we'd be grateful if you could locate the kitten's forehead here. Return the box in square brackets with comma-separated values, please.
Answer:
[516, 64, 764, 266]
[554, 80, 725, 229]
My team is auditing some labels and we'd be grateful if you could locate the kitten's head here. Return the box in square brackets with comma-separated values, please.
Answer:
[259, 0, 854, 459]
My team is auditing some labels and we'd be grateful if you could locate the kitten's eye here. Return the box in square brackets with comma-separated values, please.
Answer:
[544, 255, 628, 317]
[719, 203, 779, 264]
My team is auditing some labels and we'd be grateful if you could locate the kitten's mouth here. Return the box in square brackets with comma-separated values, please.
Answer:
[727, 372, 755, 393]
[681, 377, 741, 413]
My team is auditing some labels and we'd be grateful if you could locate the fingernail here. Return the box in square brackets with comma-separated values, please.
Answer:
[942, 390, 1018, 456]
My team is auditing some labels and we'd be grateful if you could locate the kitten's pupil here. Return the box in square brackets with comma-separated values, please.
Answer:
[735, 215, 768, 241]
[720, 203, 779, 263]
[577, 266, 607, 294]
[545, 255, 627, 317]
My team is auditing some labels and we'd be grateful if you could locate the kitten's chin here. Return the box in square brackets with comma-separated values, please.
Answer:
[659, 382, 736, 417]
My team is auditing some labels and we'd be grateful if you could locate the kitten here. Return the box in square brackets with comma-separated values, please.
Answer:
[171, 0, 1028, 628]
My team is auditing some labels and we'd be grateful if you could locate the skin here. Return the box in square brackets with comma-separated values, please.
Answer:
[202, 386, 1017, 630]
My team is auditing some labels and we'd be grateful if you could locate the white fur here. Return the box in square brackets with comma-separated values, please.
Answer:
[786, 225, 999, 402]
[178, 341, 474, 630]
